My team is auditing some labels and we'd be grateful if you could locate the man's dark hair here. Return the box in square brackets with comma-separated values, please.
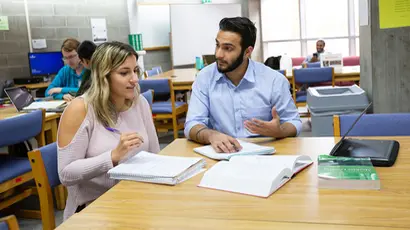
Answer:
[317, 39, 326, 45]
[219, 17, 257, 51]
[77, 40, 97, 60]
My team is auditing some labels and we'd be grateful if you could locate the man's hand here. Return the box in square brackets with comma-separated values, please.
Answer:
[48, 87, 62, 95]
[63, 94, 74, 102]
[244, 107, 285, 138]
[310, 56, 319, 63]
[208, 132, 242, 153]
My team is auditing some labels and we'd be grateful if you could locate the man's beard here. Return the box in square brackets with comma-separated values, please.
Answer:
[217, 49, 245, 73]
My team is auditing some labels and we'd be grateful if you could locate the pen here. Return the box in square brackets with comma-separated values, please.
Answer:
[105, 127, 122, 135]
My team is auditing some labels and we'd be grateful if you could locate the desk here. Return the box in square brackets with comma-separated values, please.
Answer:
[149, 66, 360, 91]
[15, 82, 50, 90]
[149, 68, 198, 90]
[56, 137, 410, 229]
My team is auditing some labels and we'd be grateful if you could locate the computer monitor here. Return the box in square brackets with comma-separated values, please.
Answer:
[28, 52, 65, 77]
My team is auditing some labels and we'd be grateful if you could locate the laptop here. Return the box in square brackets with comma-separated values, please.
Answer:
[329, 102, 400, 167]
[4, 86, 67, 113]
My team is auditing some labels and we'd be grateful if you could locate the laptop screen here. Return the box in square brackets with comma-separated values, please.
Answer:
[4, 87, 34, 111]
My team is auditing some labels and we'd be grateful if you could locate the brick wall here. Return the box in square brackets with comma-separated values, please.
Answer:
[0, 0, 129, 81]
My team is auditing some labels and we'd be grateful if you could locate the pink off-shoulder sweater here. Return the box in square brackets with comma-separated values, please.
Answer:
[57, 95, 160, 220]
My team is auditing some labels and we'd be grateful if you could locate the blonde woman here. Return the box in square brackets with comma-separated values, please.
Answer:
[57, 42, 160, 220]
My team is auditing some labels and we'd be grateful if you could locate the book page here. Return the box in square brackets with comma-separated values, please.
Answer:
[24, 101, 65, 110]
[230, 155, 312, 176]
[193, 140, 275, 160]
[199, 161, 286, 197]
[109, 151, 203, 178]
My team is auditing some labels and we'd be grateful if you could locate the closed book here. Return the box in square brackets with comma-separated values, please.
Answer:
[318, 155, 380, 190]
[108, 151, 206, 185]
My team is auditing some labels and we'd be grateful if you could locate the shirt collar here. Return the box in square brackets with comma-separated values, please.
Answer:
[215, 58, 255, 83]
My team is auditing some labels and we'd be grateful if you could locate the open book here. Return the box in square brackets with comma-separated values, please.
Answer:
[193, 140, 275, 160]
[198, 155, 313, 197]
[108, 151, 206, 185]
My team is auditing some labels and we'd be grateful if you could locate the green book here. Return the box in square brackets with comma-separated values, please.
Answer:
[318, 155, 380, 190]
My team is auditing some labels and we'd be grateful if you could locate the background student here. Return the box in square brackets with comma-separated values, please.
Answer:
[45, 38, 85, 101]
[76, 40, 97, 96]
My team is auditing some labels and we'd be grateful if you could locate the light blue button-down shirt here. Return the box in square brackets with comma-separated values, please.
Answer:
[184, 59, 302, 138]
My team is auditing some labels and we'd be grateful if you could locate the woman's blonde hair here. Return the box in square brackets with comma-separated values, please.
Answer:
[85, 41, 140, 128]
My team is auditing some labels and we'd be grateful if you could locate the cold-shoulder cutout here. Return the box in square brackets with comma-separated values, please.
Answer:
[58, 98, 88, 148]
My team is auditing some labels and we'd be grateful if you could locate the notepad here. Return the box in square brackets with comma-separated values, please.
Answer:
[198, 155, 313, 197]
[193, 140, 275, 160]
[108, 151, 206, 185]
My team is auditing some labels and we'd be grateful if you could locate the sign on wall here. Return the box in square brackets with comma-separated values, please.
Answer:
[0, 16, 9, 31]
[91, 18, 108, 44]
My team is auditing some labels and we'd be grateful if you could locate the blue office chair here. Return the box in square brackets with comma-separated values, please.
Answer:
[144, 69, 159, 78]
[334, 113, 410, 137]
[152, 66, 163, 74]
[141, 90, 154, 108]
[0, 215, 19, 230]
[139, 79, 188, 139]
[292, 67, 334, 106]
[0, 110, 45, 213]
[28, 142, 59, 230]
[306, 62, 321, 68]
[278, 70, 286, 76]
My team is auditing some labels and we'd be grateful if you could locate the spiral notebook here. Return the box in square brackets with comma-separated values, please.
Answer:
[108, 151, 206, 185]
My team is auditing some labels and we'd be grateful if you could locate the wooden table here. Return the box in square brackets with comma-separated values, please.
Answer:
[150, 68, 198, 90]
[149, 66, 360, 91]
[15, 82, 50, 90]
[0, 106, 60, 144]
[56, 137, 410, 229]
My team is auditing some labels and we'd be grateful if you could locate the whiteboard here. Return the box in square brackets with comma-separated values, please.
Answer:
[170, 4, 242, 66]
[138, 5, 170, 48]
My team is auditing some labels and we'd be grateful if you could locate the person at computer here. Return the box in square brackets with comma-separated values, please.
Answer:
[76, 40, 97, 96]
[184, 17, 301, 153]
[57, 41, 160, 220]
[46, 38, 85, 101]
[303, 39, 326, 64]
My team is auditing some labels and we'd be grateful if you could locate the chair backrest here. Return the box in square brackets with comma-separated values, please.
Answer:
[145, 69, 159, 77]
[141, 90, 154, 108]
[292, 67, 334, 84]
[29, 142, 60, 188]
[139, 78, 170, 96]
[306, 62, 321, 68]
[0, 215, 19, 230]
[278, 70, 286, 76]
[0, 110, 45, 148]
[27, 142, 59, 230]
[343, 56, 360, 66]
[291, 57, 305, 66]
[335, 113, 410, 137]
[152, 66, 163, 74]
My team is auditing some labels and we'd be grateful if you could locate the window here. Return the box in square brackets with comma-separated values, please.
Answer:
[354, 0, 360, 36]
[266, 41, 302, 58]
[261, 0, 300, 41]
[261, 0, 360, 60]
[304, 0, 349, 38]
